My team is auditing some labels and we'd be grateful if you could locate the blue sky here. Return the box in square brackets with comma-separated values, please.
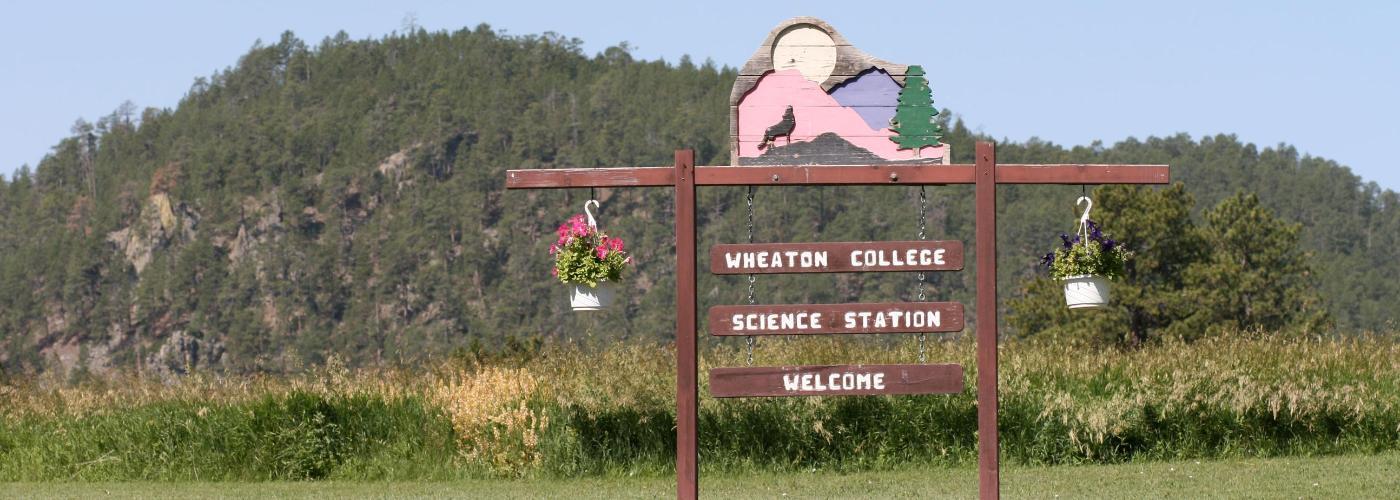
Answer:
[2, 1, 1397, 190]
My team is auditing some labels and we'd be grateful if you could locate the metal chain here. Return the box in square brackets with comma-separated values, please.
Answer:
[916, 186, 928, 363]
[745, 186, 756, 366]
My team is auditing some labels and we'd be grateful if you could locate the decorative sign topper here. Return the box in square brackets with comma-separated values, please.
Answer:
[731, 17, 949, 166]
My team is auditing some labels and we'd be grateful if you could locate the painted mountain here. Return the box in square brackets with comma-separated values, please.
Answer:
[737, 69, 947, 165]
[729, 18, 948, 166]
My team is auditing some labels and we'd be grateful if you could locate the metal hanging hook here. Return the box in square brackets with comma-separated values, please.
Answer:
[584, 199, 600, 229]
[1076, 196, 1093, 240]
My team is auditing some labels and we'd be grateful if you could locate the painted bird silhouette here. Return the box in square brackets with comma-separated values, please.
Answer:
[757, 105, 795, 150]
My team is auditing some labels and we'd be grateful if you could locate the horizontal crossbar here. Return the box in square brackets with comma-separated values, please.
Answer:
[505, 164, 1169, 189]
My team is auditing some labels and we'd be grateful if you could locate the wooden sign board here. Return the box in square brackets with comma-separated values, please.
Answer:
[710, 240, 963, 274]
[505, 15, 1173, 499]
[709, 302, 963, 336]
[730, 17, 949, 166]
[710, 363, 964, 397]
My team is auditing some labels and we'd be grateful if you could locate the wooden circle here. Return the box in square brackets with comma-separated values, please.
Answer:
[771, 24, 837, 84]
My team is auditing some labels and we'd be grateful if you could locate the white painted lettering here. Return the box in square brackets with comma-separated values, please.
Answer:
[726, 252, 742, 269]
[783, 374, 800, 391]
[873, 373, 886, 390]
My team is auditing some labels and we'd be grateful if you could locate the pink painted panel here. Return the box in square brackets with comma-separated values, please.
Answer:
[738, 70, 945, 164]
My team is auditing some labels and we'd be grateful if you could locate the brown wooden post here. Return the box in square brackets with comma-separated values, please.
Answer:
[674, 149, 699, 500]
[975, 141, 1000, 499]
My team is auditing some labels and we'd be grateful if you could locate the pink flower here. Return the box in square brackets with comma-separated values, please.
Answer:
[551, 267, 558, 277]
[608, 238, 624, 252]
[595, 245, 609, 260]
[567, 214, 590, 237]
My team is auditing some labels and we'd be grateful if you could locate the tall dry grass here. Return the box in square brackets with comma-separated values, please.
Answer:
[1, 334, 1396, 479]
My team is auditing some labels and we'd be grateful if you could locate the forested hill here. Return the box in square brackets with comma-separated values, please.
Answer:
[1, 26, 1396, 376]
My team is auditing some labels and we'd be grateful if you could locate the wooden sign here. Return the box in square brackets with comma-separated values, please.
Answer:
[709, 302, 963, 336]
[505, 16, 1173, 498]
[710, 240, 962, 274]
[710, 363, 964, 397]
[731, 17, 950, 166]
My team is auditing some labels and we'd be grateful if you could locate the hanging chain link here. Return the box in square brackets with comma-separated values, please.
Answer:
[744, 186, 756, 366]
[916, 186, 928, 363]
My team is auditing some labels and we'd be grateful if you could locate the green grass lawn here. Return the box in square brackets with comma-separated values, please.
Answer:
[9, 452, 1398, 499]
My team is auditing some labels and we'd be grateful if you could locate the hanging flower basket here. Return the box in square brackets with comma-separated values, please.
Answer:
[1039, 197, 1130, 310]
[551, 201, 631, 311]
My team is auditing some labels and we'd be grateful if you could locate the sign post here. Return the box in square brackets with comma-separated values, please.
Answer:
[503, 17, 1170, 500]
[976, 141, 1000, 494]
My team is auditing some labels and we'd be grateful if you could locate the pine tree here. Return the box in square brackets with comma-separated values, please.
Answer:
[889, 65, 942, 150]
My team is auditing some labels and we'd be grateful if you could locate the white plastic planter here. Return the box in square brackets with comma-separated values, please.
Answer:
[1062, 275, 1109, 309]
[570, 283, 615, 311]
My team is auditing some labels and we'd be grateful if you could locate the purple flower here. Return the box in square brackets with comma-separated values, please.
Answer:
[1060, 234, 1073, 249]
[1104, 239, 1117, 251]
[1040, 252, 1055, 268]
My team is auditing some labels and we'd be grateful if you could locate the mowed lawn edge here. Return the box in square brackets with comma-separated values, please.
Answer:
[7, 451, 1398, 499]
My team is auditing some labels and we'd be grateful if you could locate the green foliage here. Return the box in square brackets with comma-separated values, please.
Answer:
[888, 65, 942, 149]
[0, 24, 1394, 374]
[550, 214, 630, 287]
[0, 393, 459, 481]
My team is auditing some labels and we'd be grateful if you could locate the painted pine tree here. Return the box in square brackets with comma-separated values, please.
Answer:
[889, 65, 942, 151]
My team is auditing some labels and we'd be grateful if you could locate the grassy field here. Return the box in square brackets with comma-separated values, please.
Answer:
[8, 451, 1398, 499]
[2, 335, 1397, 480]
